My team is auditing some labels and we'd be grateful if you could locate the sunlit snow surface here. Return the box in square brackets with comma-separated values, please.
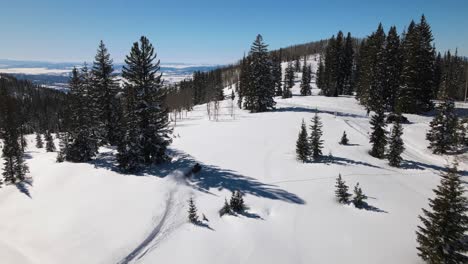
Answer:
[0, 55, 467, 264]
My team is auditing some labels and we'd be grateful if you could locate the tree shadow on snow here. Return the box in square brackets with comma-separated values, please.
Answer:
[400, 159, 468, 176]
[274, 106, 367, 119]
[354, 202, 388, 214]
[92, 148, 305, 205]
[318, 155, 382, 169]
[194, 221, 215, 231]
[15, 178, 33, 198]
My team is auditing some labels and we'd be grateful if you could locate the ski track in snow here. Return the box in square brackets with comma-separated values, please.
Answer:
[117, 170, 189, 264]
[117, 191, 175, 264]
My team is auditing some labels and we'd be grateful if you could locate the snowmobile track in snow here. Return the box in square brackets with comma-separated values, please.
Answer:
[117, 191, 175, 264]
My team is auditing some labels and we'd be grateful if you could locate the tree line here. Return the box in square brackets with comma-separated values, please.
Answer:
[318, 15, 468, 114]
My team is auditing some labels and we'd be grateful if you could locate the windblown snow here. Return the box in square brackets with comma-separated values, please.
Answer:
[0, 55, 466, 264]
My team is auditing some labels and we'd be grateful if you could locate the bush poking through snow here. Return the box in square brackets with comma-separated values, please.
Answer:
[188, 197, 199, 223]
[219, 198, 232, 216]
[339, 131, 349, 145]
[335, 174, 351, 204]
[230, 190, 245, 213]
[352, 183, 368, 209]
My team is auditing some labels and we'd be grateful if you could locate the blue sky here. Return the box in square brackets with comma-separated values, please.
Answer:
[1, 0, 467, 64]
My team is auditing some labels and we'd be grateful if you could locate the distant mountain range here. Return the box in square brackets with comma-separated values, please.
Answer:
[0, 59, 219, 90]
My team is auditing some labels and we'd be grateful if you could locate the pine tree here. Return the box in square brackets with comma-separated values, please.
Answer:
[309, 112, 324, 160]
[188, 197, 199, 223]
[35, 132, 43, 148]
[45, 131, 56, 152]
[368, 24, 386, 112]
[294, 57, 301, 72]
[243, 35, 275, 112]
[399, 16, 436, 113]
[285, 61, 295, 90]
[352, 183, 368, 209]
[65, 67, 99, 162]
[339, 131, 349, 145]
[118, 36, 172, 171]
[296, 119, 311, 162]
[0, 88, 28, 184]
[416, 162, 468, 264]
[426, 96, 459, 154]
[272, 53, 283, 96]
[300, 59, 312, 96]
[230, 190, 245, 213]
[91, 40, 120, 145]
[369, 110, 387, 158]
[383, 26, 401, 112]
[342, 32, 354, 95]
[415, 15, 436, 112]
[335, 174, 351, 203]
[316, 56, 325, 90]
[219, 198, 232, 216]
[323, 35, 338, 96]
[388, 116, 405, 167]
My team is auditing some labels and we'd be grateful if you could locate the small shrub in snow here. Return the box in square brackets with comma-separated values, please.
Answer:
[188, 197, 199, 223]
[230, 190, 245, 213]
[219, 198, 232, 216]
[352, 183, 368, 209]
[335, 174, 351, 204]
[339, 131, 349, 145]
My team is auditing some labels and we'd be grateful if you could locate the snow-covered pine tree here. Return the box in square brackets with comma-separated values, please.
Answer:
[352, 182, 368, 209]
[219, 198, 232, 216]
[45, 131, 56, 152]
[230, 190, 245, 213]
[188, 197, 199, 223]
[91, 40, 121, 145]
[339, 131, 349, 145]
[335, 174, 351, 203]
[426, 96, 458, 154]
[369, 109, 387, 158]
[309, 112, 324, 160]
[416, 161, 468, 263]
[300, 58, 312, 96]
[35, 132, 43, 148]
[118, 36, 172, 171]
[388, 116, 404, 167]
[296, 119, 311, 162]
[243, 35, 275, 112]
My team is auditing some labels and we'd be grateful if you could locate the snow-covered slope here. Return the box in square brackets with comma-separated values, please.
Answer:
[0, 55, 466, 264]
